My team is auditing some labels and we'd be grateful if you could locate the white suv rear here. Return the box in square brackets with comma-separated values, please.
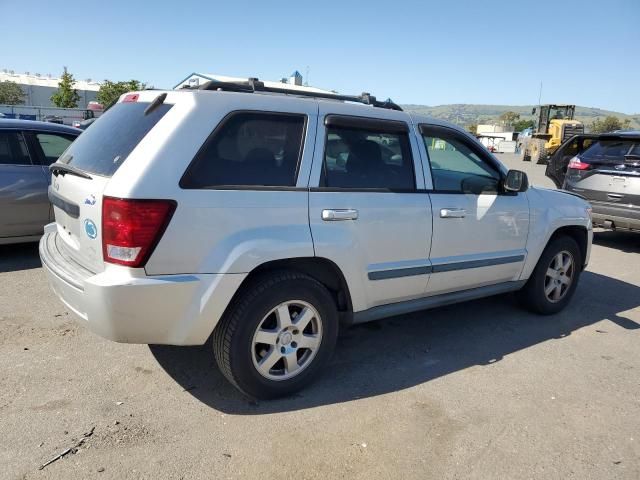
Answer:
[41, 80, 592, 398]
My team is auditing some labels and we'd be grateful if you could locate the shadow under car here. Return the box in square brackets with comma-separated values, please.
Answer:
[0, 242, 42, 273]
[150, 271, 639, 414]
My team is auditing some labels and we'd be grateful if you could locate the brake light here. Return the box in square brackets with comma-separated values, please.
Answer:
[122, 93, 139, 103]
[568, 156, 591, 171]
[102, 197, 176, 267]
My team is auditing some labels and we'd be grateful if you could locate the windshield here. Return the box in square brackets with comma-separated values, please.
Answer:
[580, 139, 637, 165]
[59, 101, 172, 177]
[549, 106, 572, 120]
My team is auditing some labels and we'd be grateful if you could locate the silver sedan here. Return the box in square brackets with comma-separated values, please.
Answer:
[0, 119, 80, 244]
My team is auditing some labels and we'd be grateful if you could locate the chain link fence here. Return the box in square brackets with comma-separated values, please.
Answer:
[0, 104, 100, 125]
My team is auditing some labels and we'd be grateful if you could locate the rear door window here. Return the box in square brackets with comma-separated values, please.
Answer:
[34, 132, 76, 165]
[60, 101, 172, 176]
[181, 112, 306, 188]
[320, 118, 415, 190]
[0, 131, 32, 165]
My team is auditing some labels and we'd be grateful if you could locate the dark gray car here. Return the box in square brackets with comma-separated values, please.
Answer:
[547, 132, 640, 232]
[0, 120, 81, 244]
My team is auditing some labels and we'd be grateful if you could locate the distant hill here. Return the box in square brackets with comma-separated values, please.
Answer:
[401, 104, 640, 130]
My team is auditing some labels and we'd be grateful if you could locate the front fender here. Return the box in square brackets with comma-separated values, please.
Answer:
[519, 187, 592, 280]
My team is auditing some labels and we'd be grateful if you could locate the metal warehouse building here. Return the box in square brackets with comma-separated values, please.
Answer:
[0, 70, 101, 108]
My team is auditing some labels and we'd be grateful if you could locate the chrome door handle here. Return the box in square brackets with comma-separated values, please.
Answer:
[440, 208, 466, 219]
[322, 209, 359, 221]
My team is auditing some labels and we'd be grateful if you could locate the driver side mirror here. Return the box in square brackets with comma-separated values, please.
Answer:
[504, 170, 529, 192]
[531, 107, 536, 115]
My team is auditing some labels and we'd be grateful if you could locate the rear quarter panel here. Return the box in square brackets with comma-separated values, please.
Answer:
[147, 190, 315, 274]
[112, 91, 320, 275]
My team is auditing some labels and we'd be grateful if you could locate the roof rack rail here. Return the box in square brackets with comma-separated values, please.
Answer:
[194, 77, 403, 111]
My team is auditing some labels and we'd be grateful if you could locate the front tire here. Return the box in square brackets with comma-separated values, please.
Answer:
[530, 138, 548, 164]
[213, 271, 338, 399]
[517, 235, 582, 315]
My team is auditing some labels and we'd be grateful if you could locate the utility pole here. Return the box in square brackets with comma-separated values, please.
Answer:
[305, 66, 309, 87]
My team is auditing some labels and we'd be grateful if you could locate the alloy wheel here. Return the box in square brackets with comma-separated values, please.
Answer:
[251, 300, 323, 381]
[544, 250, 574, 303]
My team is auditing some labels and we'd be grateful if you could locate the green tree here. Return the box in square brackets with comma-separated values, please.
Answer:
[0, 81, 26, 105]
[513, 119, 535, 132]
[96, 79, 146, 108]
[51, 67, 80, 108]
[590, 116, 624, 133]
[465, 123, 478, 135]
[499, 111, 520, 127]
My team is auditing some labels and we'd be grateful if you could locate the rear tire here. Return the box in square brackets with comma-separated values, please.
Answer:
[517, 235, 582, 315]
[213, 270, 339, 399]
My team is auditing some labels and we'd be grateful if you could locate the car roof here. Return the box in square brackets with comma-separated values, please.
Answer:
[0, 119, 82, 135]
[597, 131, 640, 141]
[614, 130, 640, 137]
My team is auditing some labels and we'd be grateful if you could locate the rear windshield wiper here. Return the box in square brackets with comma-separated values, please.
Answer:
[49, 162, 93, 180]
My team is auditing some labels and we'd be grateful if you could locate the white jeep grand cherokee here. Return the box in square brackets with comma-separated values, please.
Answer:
[40, 79, 592, 398]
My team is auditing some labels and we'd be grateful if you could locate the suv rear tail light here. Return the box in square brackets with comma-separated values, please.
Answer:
[568, 156, 591, 171]
[102, 197, 176, 267]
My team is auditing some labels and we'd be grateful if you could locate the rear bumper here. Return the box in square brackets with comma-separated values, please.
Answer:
[39, 226, 246, 345]
[590, 201, 640, 231]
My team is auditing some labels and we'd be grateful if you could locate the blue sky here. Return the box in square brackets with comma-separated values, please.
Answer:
[1, 0, 639, 113]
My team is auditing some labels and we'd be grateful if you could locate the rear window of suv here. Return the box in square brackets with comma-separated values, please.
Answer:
[581, 139, 637, 165]
[59, 100, 172, 177]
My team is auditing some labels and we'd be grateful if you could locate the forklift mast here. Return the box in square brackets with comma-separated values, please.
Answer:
[538, 105, 550, 133]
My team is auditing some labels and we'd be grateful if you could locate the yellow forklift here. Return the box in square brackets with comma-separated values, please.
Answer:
[522, 104, 584, 164]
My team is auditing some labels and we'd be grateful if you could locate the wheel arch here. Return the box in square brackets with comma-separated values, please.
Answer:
[547, 225, 589, 270]
[516, 224, 587, 315]
[220, 257, 354, 324]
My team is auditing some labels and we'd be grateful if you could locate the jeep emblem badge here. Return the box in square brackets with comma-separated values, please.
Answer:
[84, 219, 98, 239]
